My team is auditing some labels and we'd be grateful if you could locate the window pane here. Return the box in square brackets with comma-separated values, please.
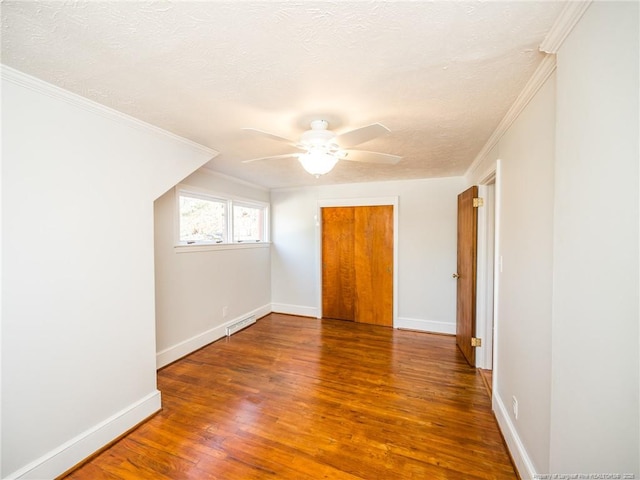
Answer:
[179, 195, 226, 243]
[233, 204, 263, 242]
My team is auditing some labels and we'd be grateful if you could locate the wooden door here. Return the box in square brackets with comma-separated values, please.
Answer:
[322, 207, 356, 321]
[354, 206, 393, 326]
[456, 186, 478, 366]
[322, 205, 393, 326]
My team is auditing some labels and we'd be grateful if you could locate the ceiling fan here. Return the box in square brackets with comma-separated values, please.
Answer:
[241, 120, 402, 177]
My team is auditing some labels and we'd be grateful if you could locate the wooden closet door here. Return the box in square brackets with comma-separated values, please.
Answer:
[321, 205, 393, 326]
[322, 207, 356, 321]
[354, 206, 393, 326]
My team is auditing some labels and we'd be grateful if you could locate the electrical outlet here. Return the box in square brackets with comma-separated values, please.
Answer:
[222, 306, 228, 318]
[512, 396, 519, 420]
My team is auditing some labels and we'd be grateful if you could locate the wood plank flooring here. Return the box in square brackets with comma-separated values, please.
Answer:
[63, 314, 516, 479]
[479, 369, 493, 398]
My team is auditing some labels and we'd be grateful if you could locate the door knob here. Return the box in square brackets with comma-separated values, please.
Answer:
[452, 273, 460, 279]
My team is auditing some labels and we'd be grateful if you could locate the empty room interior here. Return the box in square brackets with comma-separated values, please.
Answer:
[1, 1, 639, 479]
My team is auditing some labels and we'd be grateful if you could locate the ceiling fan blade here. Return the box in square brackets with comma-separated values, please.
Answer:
[241, 128, 299, 147]
[341, 150, 402, 165]
[335, 123, 390, 148]
[242, 153, 300, 163]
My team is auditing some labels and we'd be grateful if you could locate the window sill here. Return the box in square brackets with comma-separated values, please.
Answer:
[174, 242, 271, 253]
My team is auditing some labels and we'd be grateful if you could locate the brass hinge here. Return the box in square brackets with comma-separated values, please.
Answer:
[471, 337, 482, 347]
[473, 197, 484, 208]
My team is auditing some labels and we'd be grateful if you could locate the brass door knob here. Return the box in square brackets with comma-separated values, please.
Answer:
[452, 273, 460, 279]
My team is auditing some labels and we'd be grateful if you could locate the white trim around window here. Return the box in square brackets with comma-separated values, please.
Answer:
[174, 183, 270, 252]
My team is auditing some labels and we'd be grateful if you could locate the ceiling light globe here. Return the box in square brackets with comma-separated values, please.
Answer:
[298, 151, 339, 177]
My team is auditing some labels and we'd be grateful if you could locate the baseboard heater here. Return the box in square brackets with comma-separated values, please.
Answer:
[226, 314, 257, 337]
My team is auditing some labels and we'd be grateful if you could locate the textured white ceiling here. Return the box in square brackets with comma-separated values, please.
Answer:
[1, 1, 565, 188]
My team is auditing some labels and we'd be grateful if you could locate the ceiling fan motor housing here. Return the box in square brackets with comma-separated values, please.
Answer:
[300, 120, 339, 152]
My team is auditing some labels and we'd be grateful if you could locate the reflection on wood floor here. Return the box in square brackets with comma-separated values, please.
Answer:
[63, 313, 516, 479]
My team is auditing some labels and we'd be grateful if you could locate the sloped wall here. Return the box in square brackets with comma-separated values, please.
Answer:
[1, 67, 215, 479]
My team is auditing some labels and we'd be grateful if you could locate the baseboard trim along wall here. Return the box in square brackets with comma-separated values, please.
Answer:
[493, 393, 536, 479]
[156, 304, 272, 369]
[6, 390, 161, 480]
[265, 311, 456, 333]
[271, 303, 319, 318]
[395, 317, 456, 334]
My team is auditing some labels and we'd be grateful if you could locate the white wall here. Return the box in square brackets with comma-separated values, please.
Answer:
[468, 71, 556, 475]
[271, 176, 465, 333]
[549, 1, 639, 474]
[270, 187, 320, 317]
[1, 68, 214, 479]
[497, 74, 557, 474]
[466, 1, 639, 476]
[154, 169, 271, 368]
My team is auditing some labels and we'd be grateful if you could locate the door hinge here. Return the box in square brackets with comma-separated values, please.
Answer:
[471, 337, 482, 347]
[473, 197, 484, 208]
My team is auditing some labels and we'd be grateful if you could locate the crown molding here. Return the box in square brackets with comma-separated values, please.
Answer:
[1, 64, 218, 159]
[196, 166, 271, 192]
[465, 0, 592, 181]
[465, 54, 557, 181]
[539, 1, 592, 54]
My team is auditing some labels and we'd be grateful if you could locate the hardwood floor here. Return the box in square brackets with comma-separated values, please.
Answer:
[63, 314, 516, 479]
[479, 369, 493, 397]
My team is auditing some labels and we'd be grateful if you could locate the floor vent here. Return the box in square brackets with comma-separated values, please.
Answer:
[226, 315, 256, 337]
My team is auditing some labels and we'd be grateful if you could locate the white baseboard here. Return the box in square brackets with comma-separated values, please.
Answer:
[156, 304, 272, 368]
[493, 392, 537, 479]
[271, 303, 319, 318]
[7, 390, 161, 480]
[395, 316, 455, 334]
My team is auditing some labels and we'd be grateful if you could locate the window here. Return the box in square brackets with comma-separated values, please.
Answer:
[179, 192, 227, 244]
[233, 202, 264, 243]
[177, 187, 269, 247]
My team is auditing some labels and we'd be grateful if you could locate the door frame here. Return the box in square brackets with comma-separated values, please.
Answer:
[474, 162, 502, 393]
[316, 196, 399, 326]
[475, 177, 496, 370]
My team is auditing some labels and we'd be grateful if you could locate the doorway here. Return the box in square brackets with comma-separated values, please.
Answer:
[476, 180, 496, 371]
[472, 168, 499, 403]
[455, 176, 497, 377]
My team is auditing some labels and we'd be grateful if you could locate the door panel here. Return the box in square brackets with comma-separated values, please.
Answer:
[456, 186, 478, 366]
[321, 205, 393, 327]
[322, 207, 355, 321]
[354, 206, 393, 326]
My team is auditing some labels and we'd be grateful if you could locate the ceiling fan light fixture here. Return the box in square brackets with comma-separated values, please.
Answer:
[242, 120, 401, 172]
[298, 150, 339, 177]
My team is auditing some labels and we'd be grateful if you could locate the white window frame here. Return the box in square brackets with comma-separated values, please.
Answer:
[174, 184, 270, 252]
[178, 190, 228, 245]
[231, 200, 268, 244]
